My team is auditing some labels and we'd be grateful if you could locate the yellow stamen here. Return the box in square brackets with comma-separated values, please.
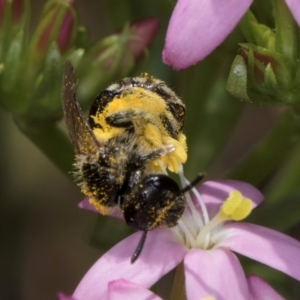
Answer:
[195, 190, 253, 249]
[221, 190, 242, 214]
[231, 198, 252, 220]
[220, 190, 252, 221]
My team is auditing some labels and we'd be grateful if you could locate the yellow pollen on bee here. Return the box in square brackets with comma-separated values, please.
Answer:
[89, 197, 108, 215]
[147, 133, 187, 174]
[108, 87, 167, 116]
[143, 123, 164, 148]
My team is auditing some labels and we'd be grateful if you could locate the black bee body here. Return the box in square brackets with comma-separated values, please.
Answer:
[62, 62, 189, 261]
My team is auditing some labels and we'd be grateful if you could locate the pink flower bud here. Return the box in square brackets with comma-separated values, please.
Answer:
[129, 18, 159, 61]
[30, 0, 76, 56]
[0, 0, 28, 28]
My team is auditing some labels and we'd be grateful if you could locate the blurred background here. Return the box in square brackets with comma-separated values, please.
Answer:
[1, 0, 300, 299]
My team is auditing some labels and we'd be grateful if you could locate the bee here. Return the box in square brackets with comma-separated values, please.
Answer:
[62, 61, 193, 262]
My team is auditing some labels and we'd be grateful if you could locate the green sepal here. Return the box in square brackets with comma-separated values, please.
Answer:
[226, 55, 249, 102]
[227, 42, 300, 105]
[28, 43, 63, 126]
[264, 63, 277, 88]
[0, 30, 24, 96]
[73, 26, 91, 50]
[232, 3, 300, 106]
[240, 10, 276, 50]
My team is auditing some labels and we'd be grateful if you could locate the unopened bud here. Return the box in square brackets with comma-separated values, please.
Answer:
[75, 18, 159, 104]
[27, 0, 76, 73]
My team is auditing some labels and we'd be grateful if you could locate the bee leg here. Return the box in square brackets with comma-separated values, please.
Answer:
[106, 110, 143, 127]
[138, 144, 175, 162]
[180, 173, 206, 193]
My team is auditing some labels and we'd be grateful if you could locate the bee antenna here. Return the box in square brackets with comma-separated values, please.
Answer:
[131, 230, 148, 264]
[180, 173, 206, 194]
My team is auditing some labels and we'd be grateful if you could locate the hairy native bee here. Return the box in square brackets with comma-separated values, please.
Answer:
[62, 61, 197, 262]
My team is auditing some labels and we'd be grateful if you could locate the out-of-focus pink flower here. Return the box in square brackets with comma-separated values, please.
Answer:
[162, 0, 300, 70]
[74, 178, 300, 299]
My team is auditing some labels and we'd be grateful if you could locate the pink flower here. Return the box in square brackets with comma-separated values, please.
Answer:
[162, 0, 300, 70]
[59, 276, 284, 300]
[70, 177, 300, 299]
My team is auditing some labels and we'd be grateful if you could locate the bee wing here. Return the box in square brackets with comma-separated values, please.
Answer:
[62, 61, 100, 155]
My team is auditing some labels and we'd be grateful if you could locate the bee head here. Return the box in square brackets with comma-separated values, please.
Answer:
[122, 174, 186, 231]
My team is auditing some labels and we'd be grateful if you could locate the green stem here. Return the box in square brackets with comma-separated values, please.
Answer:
[177, 59, 243, 178]
[265, 142, 300, 203]
[170, 262, 186, 300]
[227, 109, 300, 186]
[15, 119, 74, 176]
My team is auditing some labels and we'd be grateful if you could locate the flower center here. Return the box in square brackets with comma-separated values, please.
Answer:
[171, 168, 252, 250]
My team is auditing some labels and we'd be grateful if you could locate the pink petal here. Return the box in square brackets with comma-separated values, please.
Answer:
[108, 279, 162, 300]
[78, 197, 99, 213]
[162, 0, 253, 70]
[247, 275, 284, 300]
[73, 229, 186, 300]
[220, 222, 300, 281]
[196, 180, 263, 217]
[184, 248, 250, 300]
[285, 0, 300, 27]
